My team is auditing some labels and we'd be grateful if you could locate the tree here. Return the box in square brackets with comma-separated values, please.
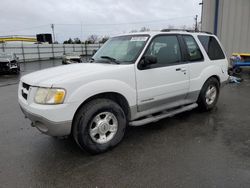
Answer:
[63, 38, 73, 44]
[140, 27, 150, 32]
[87, 35, 98, 44]
[180, 25, 187, 30]
[74, 38, 81, 44]
[99, 36, 109, 44]
[130, 29, 138, 33]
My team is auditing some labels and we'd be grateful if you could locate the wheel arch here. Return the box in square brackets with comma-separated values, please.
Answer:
[198, 74, 221, 98]
[205, 75, 221, 87]
[71, 92, 131, 134]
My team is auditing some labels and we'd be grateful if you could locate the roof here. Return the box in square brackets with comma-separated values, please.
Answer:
[114, 30, 214, 37]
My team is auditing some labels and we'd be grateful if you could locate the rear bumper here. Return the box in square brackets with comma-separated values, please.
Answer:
[20, 105, 72, 137]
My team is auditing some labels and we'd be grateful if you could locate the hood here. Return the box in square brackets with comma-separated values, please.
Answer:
[21, 63, 128, 87]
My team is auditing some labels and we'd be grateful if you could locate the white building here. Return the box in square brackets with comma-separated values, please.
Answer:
[201, 0, 250, 57]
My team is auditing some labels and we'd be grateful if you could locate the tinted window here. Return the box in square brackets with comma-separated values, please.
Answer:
[183, 35, 203, 62]
[198, 35, 225, 60]
[145, 35, 181, 66]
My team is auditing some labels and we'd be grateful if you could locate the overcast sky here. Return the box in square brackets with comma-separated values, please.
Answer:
[0, 0, 201, 42]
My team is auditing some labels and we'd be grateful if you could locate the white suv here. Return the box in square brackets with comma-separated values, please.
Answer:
[18, 30, 228, 153]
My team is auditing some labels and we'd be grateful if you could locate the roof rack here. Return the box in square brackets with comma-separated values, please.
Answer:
[161, 29, 213, 35]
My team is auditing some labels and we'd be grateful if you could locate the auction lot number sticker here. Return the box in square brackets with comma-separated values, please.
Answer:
[130, 37, 148, 42]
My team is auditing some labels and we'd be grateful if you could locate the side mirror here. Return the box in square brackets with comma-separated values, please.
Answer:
[138, 55, 157, 69]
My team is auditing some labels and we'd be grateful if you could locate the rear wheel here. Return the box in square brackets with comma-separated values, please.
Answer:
[197, 77, 220, 111]
[73, 99, 127, 154]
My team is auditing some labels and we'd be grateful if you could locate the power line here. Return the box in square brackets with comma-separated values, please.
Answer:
[0, 24, 49, 34]
[55, 16, 194, 26]
[0, 16, 194, 34]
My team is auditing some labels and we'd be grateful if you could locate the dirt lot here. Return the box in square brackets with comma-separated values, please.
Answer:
[0, 60, 250, 188]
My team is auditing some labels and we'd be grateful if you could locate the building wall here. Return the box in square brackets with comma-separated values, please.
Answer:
[202, 0, 250, 57]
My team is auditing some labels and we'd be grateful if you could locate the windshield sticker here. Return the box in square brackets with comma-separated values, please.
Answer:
[130, 37, 148, 42]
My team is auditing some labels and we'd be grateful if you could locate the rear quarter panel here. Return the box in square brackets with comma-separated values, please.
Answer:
[189, 35, 229, 93]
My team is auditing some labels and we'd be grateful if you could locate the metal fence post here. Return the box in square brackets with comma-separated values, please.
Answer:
[81, 44, 84, 55]
[85, 43, 88, 56]
[73, 44, 75, 52]
[51, 43, 55, 59]
[63, 44, 65, 54]
[37, 44, 41, 61]
[2, 43, 5, 52]
[21, 42, 25, 62]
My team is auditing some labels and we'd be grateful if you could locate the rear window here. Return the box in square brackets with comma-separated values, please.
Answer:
[198, 36, 225, 60]
[183, 35, 203, 62]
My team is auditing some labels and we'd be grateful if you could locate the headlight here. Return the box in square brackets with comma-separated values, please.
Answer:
[34, 88, 66, 104]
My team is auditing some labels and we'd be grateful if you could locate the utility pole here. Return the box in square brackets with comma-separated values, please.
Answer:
[199, 1, 204, 30]
[51, 24, 55, 43]
[194, 15, 198, 31]
[81, 22, 83, 42]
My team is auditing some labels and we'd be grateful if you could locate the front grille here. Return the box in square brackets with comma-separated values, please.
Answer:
[22, 90, 28, 100]
[22, 82, 30, 91]
[21, 82, 30, 100]
[10, 60, 17, 67]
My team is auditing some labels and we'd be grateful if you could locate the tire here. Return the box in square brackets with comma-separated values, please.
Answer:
[73, 99, 127, 154]
[197, 77, 220, 111]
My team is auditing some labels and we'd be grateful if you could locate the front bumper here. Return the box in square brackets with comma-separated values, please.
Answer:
[20, 105, 72, 136]
[0, 61, 19, 72]
[18, 82, 79, 137]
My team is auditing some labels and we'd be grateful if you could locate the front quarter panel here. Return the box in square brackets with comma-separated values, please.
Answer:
[67, 79, 137, 107]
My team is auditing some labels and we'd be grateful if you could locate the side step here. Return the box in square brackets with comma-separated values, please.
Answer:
[129, 103, 198, 126]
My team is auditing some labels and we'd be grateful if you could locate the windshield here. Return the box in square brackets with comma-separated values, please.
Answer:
[92, 35, 149, 64]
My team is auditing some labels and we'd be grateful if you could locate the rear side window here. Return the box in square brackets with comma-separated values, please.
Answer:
[183, 35, 203, 62]
[198, 35, 225, 60]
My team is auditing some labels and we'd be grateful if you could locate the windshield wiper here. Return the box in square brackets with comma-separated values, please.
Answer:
[100, 56, 120, 64]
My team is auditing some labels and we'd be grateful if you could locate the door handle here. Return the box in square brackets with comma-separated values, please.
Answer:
[176, 68, 186, 72]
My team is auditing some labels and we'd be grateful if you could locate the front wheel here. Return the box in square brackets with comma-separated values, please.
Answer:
[73, 99, 127, 154]
[197, 77, 220, 111]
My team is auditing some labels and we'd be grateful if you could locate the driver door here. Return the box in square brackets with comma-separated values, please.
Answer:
[136, 35, 190, 112]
